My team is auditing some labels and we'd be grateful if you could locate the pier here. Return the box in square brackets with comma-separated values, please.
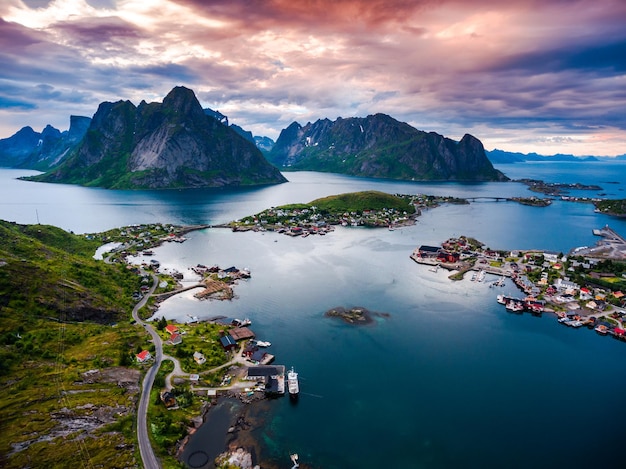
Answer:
[575, 225, 626, 259]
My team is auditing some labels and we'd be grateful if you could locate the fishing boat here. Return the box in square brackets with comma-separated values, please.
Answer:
[505, 300, 524, 313]
[595, 324, 609, 335]
[290, 453, 299, 468]
[287, 367, 299, 399]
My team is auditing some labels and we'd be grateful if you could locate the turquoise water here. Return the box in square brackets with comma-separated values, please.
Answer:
[2, 162, 626, 468]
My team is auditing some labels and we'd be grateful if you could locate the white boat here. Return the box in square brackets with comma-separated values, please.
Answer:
[287, 367, 299, 398]
[255, 340, 271, 347]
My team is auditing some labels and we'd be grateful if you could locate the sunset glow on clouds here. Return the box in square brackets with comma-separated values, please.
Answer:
[1, 0, 625, 155]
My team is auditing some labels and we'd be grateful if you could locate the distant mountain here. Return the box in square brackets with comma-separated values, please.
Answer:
[267, 114, 508, 182]
[254, 136, 275, 153]
[0, 126, 41, 167]
[203, 107, 275, 153]
[26, 86, 287, 189]
[487, 149, 599, 164]
[0, 116, 91, 170]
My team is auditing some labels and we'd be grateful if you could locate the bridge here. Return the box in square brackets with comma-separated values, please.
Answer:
[465, 197, 510, 202]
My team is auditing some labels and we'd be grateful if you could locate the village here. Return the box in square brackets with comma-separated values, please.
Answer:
[226, 193, 469, 237]
[229, 204, 416, 236]
[411, 225, 626, 340]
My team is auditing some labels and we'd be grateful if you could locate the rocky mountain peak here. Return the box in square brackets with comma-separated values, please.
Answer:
[162, 86, 205, 120]
[268, 114, 508, 182]
[26, 86, 287, 189]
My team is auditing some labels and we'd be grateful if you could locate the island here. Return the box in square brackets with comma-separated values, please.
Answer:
[594, 199, 626, 217]
[325, 306, 390, 325]
[516, 178, 603, 196]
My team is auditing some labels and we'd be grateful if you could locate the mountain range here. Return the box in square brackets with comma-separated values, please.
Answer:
[23, 87, 287, 189]
[0, 116, 91, 171]
[267, 114, 508, 182]
[0, 86, 567, 188]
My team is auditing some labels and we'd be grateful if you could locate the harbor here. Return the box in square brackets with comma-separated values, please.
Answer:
[411, 231, 626, 341]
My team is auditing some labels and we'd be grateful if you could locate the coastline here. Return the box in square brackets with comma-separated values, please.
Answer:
[130, 221, 626, 468]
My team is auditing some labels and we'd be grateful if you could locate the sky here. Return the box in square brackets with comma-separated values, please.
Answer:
[1, 0, 625, 156]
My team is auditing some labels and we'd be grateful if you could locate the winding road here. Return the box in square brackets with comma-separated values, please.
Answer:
[130, 269, 252, 469]
[132, 271, 162, 469]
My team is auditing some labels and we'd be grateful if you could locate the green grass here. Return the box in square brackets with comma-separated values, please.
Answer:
[0, 220, 149, 468]
[310, 190, 416, 214]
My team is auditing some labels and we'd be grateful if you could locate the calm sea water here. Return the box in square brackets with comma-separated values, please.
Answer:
[2, 162, 626, 468]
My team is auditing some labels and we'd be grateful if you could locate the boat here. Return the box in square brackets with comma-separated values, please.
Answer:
[290, 453, 300, 468]
[234, 318, 251, 327]
[287, 367, 299, 399]
[255, 340, 271, 347]
[429, 265, 439, 273]
[505, 300, 524, 313]
[595, 324, 609, 335]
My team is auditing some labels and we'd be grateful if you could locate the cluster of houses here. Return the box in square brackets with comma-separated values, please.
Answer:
[231, 204, 415, 235]
[413, 235, 626, 337]
[214, 318, 275, 365]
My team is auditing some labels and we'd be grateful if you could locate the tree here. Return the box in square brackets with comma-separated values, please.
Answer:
[156, 316, 167, 331]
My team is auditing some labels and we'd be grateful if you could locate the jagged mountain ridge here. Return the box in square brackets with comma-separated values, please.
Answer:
[486, 148, 599, 164]
[27, 87, 287, 189]
[0, 116, 91, 170]
[268, 114, 508, 181]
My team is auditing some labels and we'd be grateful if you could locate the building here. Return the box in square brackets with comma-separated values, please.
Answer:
[193, 351, 206, 365]
[417, 245, 441, 258]
[160, 391, 177, 408]
[164, 324, 179, 335]
[169, 333, 182, 345]
[136, 350, 152, 363]
[230, 327, 255, 341]
[245, 365, 285, 395]
[220, 334, 237, 351]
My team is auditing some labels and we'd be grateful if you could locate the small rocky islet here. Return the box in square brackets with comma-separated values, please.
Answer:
[324, 306, 390, 325]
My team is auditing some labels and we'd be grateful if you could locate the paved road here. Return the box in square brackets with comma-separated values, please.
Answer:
[132, 271, 162, 469]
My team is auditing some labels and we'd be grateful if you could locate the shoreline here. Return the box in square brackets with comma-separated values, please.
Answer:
[136, 223, 626, 468]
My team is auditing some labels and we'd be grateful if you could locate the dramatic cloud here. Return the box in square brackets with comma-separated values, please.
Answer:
[1, 0, 625, 156]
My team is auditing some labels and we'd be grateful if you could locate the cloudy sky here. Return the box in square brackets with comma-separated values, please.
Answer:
[1, 0, 625, 156]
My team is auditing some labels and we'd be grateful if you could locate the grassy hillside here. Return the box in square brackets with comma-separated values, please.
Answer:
[0, 220, 148, 468]
[310, 190, 417, 215]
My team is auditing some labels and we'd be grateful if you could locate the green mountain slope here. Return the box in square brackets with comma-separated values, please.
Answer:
[26, 87, 287, 189]
[268, 114, 508, 182]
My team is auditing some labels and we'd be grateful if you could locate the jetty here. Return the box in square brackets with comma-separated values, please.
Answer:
[573, 225, 626, 259]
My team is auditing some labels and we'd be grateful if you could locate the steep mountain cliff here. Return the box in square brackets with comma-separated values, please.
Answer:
[268, 114, 508, 181]
[28, 87, 286, 189]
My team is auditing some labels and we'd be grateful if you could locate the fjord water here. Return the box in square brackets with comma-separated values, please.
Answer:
[2, 162, 626, 468]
